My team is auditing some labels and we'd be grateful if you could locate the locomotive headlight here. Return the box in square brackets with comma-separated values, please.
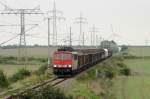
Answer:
[54, 65, 57, 67]
[68, 65, 72, 67]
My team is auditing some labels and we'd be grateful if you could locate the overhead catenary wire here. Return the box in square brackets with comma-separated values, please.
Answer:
[0, 34, 19, 46]
[0, 21, 44, 46]
[0, 0, 9, 9]
[0, 0, 66, 47]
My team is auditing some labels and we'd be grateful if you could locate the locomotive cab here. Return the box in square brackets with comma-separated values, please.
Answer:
[53, 51, 73, 75]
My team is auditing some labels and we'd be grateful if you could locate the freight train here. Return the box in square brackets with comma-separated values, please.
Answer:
[52, 47, 112, 77]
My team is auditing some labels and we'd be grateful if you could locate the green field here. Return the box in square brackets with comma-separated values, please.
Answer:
[0, 47, 54, 76]
[1, 46, 150, 98]
[0, 64, 42, 76]
[128, 46, 150, 56]
[114, 59, 150, 99]
[1, 46, 150, 57]
[0, 47, 57, 58]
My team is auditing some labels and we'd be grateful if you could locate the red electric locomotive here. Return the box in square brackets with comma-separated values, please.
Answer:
[53, 51, 73, 75]
[53, 47, 112, 77]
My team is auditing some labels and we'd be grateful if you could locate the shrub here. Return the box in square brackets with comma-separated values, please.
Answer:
[35, 64, 47, 75]
[113, 56, 124, 61]
[9, 68, 31, 82]
[0, 56, 17, 64]
[76, 72, 90, 82]
[116, 62, 126, 68]
[120, 67, 131, 76]
[38, 58, 47, 62]
[0, 70, 9, 87]
[98, 67, 115, 79]
[28, 57, 47, 63]
[13, 85, 73, 99]
[6, 56, 17, 60]
[87, 68, 96, 78]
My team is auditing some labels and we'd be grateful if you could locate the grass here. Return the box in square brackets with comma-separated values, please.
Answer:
[68, 80, 101, 99]
[0, 64, 41, 77]
[67, 57, 128, 99]
[128, 46, 150, 56]
[0, 74, 53, 98]
[125, 59, 150, 75]
[113, 59, 150, 99]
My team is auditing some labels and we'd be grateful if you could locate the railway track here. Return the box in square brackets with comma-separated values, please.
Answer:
[4, 77, 68, 99]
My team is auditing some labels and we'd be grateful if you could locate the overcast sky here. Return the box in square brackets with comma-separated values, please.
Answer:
[0, 0, 150, 46]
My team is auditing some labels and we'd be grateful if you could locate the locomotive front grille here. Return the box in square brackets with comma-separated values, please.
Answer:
[53, 68, 72, 75]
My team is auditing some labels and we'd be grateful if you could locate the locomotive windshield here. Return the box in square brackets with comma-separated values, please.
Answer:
[54, 53, 72, 60]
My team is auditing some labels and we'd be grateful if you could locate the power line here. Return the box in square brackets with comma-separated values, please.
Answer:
[83, 32, 85, 46]
[109, 24, 122, 41]
[0, 0, 10, 9]
[0, 34, 19, 46]
[69, 27, 72, 46]
[0, 6, 43, 66]
[47, 17, 51, 67]
[0, 24, 37, 27]
[75, 12, 87, 46]
[0, 24, 39, 46]
[47, 0, 65, 46]
[107, 24, 131, 45]
[0, 17, 47, 46]
[46, 0, 65, 67]
[89, 25, 99, 46]
[145, 39, 148, 46]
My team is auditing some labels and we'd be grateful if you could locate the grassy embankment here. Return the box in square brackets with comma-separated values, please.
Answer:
[0, 64, 53, 98]
[3, 46, 149, 99]
[7, 55, 128, 99]
[65, 56, 130, 99]
[113, 46, 150, 99]
[0, 55, 53, 98]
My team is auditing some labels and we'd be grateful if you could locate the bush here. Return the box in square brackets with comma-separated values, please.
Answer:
[98, 67, 116, 79]
[5, 56, 17, 60]
[28, 57, 47, 63]
[87, 68, 96, 78]
[35, 64, 47, 75]
[0, 56, 17, 64]
[120, 67, 131, 76]
[12, 85, 73, 99]
[0, 70, 9, 87]
[113, 56, 124, 62]
[76, 72, 90, 82]
[114, 59, 131, 76]
[116, 62, 126, 68]
[38, 58, 47, 62]
[9, 68, 31, 82]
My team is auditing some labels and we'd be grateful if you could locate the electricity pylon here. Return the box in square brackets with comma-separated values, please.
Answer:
[47, 0, 65, 46]
[75, 13, 87, 46]
[0, 6, 43, 66]
[69, 27, 72, 46]
[89, 25, 99, 46]
[109, 24, 122, 41]
[47, 17, 52, 68]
